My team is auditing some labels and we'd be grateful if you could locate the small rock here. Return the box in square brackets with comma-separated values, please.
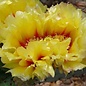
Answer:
[40, 83, 44, 86]
[50, 82, 57, 86]
[56, 80, 62, 85]
[70, 83, 74, 86]
[35, 83, 40, 86]
[83, 82, 86, 86]
[63, 79, 72, 85]
[71, 77, 80, 81]
[43, 82, 51, 86]
[74, 81, 82, 86]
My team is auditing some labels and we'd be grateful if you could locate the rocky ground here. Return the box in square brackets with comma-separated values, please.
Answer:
[35, 74, 86, 86]
[14, 73, 86, 86]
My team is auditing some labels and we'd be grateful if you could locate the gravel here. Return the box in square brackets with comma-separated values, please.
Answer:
[35, 74, 86, 86]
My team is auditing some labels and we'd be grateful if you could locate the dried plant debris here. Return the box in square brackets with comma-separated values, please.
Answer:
[68, 0, 86, 13]
[40, 0, 67, 7]
[40, 0, 59, 7]
[40, 0, 86, 13]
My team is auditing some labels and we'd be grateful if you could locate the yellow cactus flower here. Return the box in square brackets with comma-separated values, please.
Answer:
[0, 11, 54, 81]
[45, 2, 86, 73]
[0, 1, 86, 81]
[0, 0, 46, 42]
[0, 0, 46, 22]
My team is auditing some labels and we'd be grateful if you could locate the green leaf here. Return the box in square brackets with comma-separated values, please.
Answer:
[0, 76, 15, 86]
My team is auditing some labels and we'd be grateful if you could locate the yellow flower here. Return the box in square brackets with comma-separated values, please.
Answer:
[0, 1, 86, 81]
[0, 11, 54, 81]
[0, 0, 46, 22]
[0, 0, 46, 42]
[44, 2, 86, 73]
